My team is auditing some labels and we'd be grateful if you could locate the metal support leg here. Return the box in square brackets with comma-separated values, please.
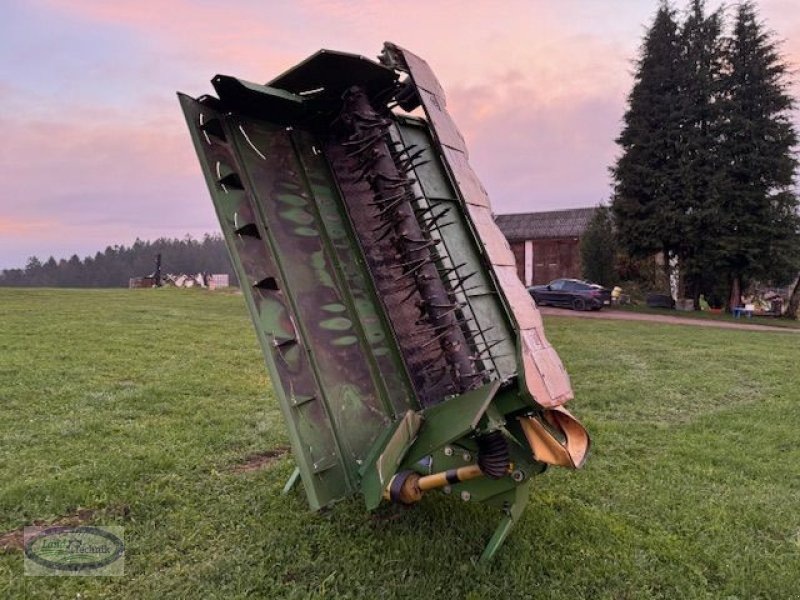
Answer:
[282, 466, 301, 495]
[479, 480, 531, 563]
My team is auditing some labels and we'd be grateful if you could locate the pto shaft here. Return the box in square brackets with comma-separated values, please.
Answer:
[384, 465, 484, 505]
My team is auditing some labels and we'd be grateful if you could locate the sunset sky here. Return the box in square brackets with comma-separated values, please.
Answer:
[3, 0, 800, 269]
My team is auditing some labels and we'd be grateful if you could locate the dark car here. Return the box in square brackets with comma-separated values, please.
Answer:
[528, 278, 612, 311]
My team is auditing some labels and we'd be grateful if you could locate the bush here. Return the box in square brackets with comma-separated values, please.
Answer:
[580, 206, 616, 287]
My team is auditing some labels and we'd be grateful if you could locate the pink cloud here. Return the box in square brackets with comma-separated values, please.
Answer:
[447, 77, 621, 212]
[0, 218, 56, 235]
[5, 0, 799, 269]
[0, 103, 215, 252]
[36, 0, 305, 80]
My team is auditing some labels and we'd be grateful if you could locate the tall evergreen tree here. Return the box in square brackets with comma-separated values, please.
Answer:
[718, 1, 800, 307]
[676, 0, 727, 305]
[612, 3, 685, 280]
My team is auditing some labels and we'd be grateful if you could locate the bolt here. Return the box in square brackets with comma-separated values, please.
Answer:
[460, 491, 471, 501]
[512, 469, 525, 482]
[443, 485, 451, 495]
[443, 446, 453, 456]
[462, 452, 472, 462]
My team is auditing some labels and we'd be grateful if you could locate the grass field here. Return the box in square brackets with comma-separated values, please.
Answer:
[1, 288, 799, 599]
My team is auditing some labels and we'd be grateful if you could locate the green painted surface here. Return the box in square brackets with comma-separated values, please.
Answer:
[180, 91, 423, 510]
[402, 381, 501, 467]
[181, 78, 547, 559]
[395, 121, 520, 384]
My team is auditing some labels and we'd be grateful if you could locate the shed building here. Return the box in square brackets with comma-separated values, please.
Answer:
[495, 207, 597, 287]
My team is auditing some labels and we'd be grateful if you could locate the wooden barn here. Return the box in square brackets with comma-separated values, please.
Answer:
[495, 207, 597, 287]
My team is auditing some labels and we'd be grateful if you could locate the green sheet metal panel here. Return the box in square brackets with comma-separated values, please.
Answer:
[382, 42, 575, 409]
[394, 119, 519, 383]
[179, 94, 415, 509]
[178, 46, 589, 558]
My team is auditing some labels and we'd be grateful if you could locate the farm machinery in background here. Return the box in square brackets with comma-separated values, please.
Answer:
[179, 43, 589, 562]
[128, 254, 230, 289]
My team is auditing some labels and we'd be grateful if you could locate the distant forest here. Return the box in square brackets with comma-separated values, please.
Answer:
[0, 235, 236, 288]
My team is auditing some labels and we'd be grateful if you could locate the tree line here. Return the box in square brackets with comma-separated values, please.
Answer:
[611, 0, 800, 309]
[0, 235, 235, 288]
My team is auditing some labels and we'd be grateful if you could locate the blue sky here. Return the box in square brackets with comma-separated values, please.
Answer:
[2, 0, 798, 269]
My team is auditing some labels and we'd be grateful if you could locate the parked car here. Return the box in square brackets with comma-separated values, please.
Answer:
[528, 278, 612, 311]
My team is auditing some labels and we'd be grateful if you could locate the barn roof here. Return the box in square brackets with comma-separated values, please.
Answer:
[494, 207, 597, 241]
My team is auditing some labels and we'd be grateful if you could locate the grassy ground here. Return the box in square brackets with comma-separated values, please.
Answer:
[1, 288, 798, 599]
[613, 302, 800, 329]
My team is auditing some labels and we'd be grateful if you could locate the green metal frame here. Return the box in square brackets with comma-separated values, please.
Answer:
[178, 43, 586, 562]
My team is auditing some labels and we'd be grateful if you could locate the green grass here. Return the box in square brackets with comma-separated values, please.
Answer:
[612, 302, 800, 329]
[1, 288, 798, 599]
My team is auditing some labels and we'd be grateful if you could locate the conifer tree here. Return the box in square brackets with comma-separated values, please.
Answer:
[614, 1, 799, 309]
[676, 0, 727, 305]
[718, 1, 800, 307]
[612, 3, 684, 280]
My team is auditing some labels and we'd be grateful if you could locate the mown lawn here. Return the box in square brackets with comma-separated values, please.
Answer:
[1, 288, 798, 599]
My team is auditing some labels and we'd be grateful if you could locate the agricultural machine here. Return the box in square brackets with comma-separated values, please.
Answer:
[178, 43, 589, 562]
